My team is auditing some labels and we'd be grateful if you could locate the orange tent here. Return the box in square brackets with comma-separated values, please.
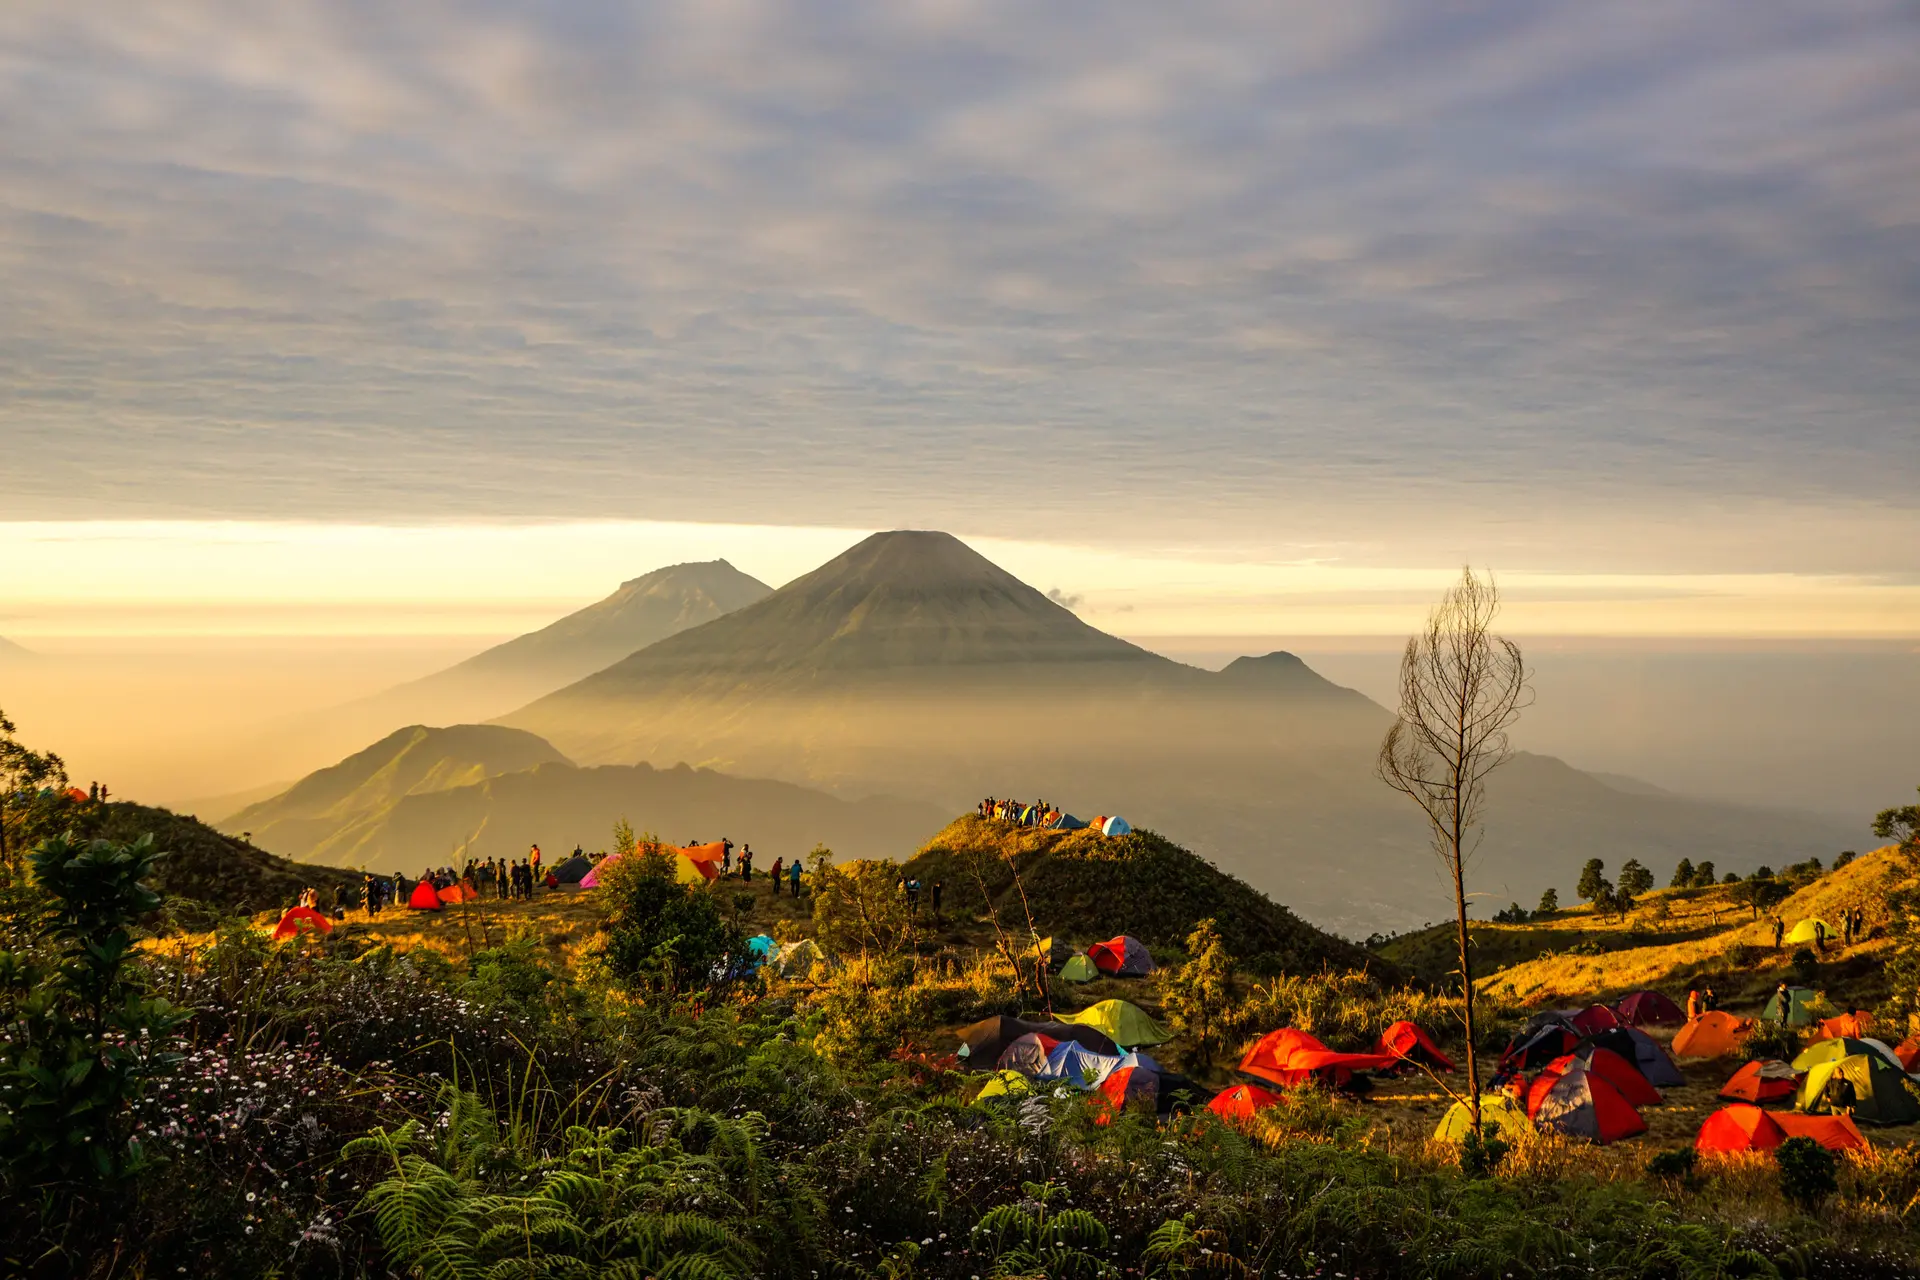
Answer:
[64, 787, 90, 803]
[1239, 1029, 1395, 1088]
[1671, 1011, 1751, 1059]
[675, 844, 723, 884]
[1697, 1104, 1867, 1155]
[1208, 1084, 1283, 1123]
[1719, 1059, 1798, 1104]
[271, 906, 334, 941]
[1374, 1020, 1455, 1072]
[1815, 1012, 1874, 1041]
[1897, 1037, 1920, 1073]
[407, 881, 443, 911]
[438, 883, 470, 904]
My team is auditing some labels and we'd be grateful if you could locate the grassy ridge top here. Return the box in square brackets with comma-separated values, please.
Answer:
[97, 801, 358, 916]
[1379, 845, 1910, 1014]
[905, 814, 1383, 973]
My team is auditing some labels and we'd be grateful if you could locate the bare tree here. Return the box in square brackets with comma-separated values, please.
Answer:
[1377, 567, 1530, 1128]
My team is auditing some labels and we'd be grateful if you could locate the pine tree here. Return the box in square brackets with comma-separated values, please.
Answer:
[1536, 887, 1559, 916]
[1576, 859, 1608, 903]
[1164, 918, 1235, 1066]
[1693, 860, 1716, 887]
[1670, 858, 1695, 889]
[1619, 859, 1653, 896]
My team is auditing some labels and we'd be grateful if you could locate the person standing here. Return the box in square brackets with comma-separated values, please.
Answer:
[741, 845, 754, 882]
[1772, 916, 1785, 950]
[529, 845, 542, 879]
[788, 858, 803, 899]
[930, 880, 943, 916]
[770, 856, 784, 896]
[1686, 988, 1702, 1020]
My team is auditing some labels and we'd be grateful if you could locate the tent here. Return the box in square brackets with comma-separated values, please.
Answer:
[1792, 1037, 1906, 1075]
[746, 933, 776, 957]
[1433, 1094, 1533, 1144]
[1499, 1024, 1579, 1074]
[1720, 1059, 1799, 1104]
[407, 881, 443, 911]
[1032, 936, 1077, 972]
[551, 855, 592, 884]
[271, 906, 334, 941]
[955, 1015, 1118, 1066]
[1208, 1083, 1283, 1123]
[676, 854, 720, 884]
[1056, 999, 1172, 1048]
[1093, 1053, 1158, 1122]
[1671, 1011, 1752, 1059]
[1041, 1040, 1124, 1089]
[1785, 918, 1835, 946]
[577, 855, 618, 888]
[1897, 1037, 1920, 1073]
[1527, 1065, 1648, 1144]
[1697, 1104, 1868, 1155]
[1087, 935, 1155, 977]
[1548, 1047, 1662, 1107]
[1615, 991, 1687, 1028]
[770, 938, 830, 980]
[1375, 1021, 1455, 1072]
[1053, 813, 1089, 830]
[1059, 954, 1100, 983]
[1798, 1054, 1920, 1125]
[1763, 987, 1821, 1028]
[971, 1071, 1035, 1106]
[1816, 1012, 1875, 1041]
[1614, 1026, 1686, 1088]
[438, 883, 470, 904]
[1098, 816, 1132, 837]
[997, 1032, 1061, 1076]
[1569, 1005, 1621, 1036]
[1240, 1028, 1396, 1089]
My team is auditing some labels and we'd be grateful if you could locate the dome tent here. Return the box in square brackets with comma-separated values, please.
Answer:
[1792, 1037, 1905, 1075]
[1672, 1011, 1752, 1059]
[1042, 1040, 1124, 1089]
[971, 1071, 1035, 1106]
[1208, 1083, 1283, 1123]
[272, 906, 334, 941]
[551, 854, 592, 884]
[1527, 1064, 1648, 1144]
[1059, 953, 1100, 983]
[1100, 816, 1132, 837]
[1433, 1094, 1532, 1144]
[1763, 986, 1821, 1028]
[1615, 991, 1686, 1028]
[1547, 1047, 1662, 1107]
[1719, 1059, 1799, 1104]
[1697, 1104, 1867, 1155]
[1055, 999, 1172, 1048]
[1785, 918, 1835, 946]
[996, 1032, 1061, 1076]
[407, 881, 443, 911]
[1798, 1053, 1920, 1125]
[1088, 935, 1155, 977]
[954, 1015, 1117, 1067]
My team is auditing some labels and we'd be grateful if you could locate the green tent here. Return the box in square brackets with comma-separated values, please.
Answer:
[1785, 918, 1834, 946]
[1762, 987, 1820, 1028]
[1799, 1053, 1920, 1125]
[1033, 936, 1075, 972]
[1059, 954, 1100, 983]
[1433, 1094, 1532, 1144]
[1794, 1037, 1905, 1074]
[971, 1070, 1035, 1106]
[1055, 999, 1172, 1048]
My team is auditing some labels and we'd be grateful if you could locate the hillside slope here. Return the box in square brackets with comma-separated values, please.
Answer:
[95, 801, 358, 914]
[1378, 845, 1910, 1015]
[225, 724, 569, 860]
[906, 815, 1382, 973]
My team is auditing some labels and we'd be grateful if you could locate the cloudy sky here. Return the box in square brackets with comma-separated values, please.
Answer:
[4, 1, 1919, 636]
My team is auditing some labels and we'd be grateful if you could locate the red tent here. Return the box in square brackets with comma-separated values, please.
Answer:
[1374, 1020, 1455, 1071]
[1569, 1004, 1621, 1036]
[1897, 1037, 1920, 1073]
[1093, 1058, 1158, 1125]
[1697, 1104, 1866, 1154]
[1526, 1065, 1647, 1144]
[1208, 1084, 1283, 1122]
[1815, 1012, 1875, 1041]
[438, 883, 470, 904]
[1547, 1047, 1661, 1107]
[1615, 991, 1686, 1028]
[271, 906, 334, 941]
[407, 881, 443, 911]
[1719, 1059, 1798, 1104]
[1087, 935, 1155, 977]
[1240, 1028, 1396, 1089]
[64, 787, 90, 804]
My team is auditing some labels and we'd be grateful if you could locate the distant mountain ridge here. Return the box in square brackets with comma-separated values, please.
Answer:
[495, 529, 1858, 931]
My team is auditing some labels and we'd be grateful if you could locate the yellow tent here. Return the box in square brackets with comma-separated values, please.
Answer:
[1055, 999, 1173, 1047]
[971, 1070, 1035, 1106]
[1786, 918, 1834, 946]
[1433, 1094, 1533, 1143]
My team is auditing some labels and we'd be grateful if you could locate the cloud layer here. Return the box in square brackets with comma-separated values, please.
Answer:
[3, 1, 1917, 573]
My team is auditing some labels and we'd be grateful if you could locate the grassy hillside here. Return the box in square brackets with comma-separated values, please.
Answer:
[95, 801, 358, 915]
[1377, 845, 1910, 1018]
[905, 814, 1382, 972]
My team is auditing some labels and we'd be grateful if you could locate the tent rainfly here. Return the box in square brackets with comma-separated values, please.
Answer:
[1087, 935, 1155, 977]
[1671, 1011, 1752, 1059]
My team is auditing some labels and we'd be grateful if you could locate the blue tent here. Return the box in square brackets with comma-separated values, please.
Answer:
[1041, 1041, 1123, 1089]
[1101, 816, 1132, 836]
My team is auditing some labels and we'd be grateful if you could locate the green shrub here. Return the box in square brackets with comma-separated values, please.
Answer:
[1778, 1136, 1839, 1210]
[1790, 947, 1820, 985]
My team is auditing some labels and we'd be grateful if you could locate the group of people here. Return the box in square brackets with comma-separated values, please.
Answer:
[1684, 986, 1722, 1018]
[978, 796, 1062, 828]
[898, 875, 942, 915]
[1768, 907, 1871, 951]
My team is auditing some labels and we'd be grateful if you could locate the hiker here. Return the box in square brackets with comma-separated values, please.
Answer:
[1772, 982, 1790, 1020]
[1772, 917, 1785, 950]
[722, 842, 734, 876]
[741, 845, 754, 881]
[1814, 920, 1828, 952]
[788, 858, 802, 898]
[1704, 985, 1720, 1012]
[530, 845, 542, 878]
[906, 879, 921, 912]
[1686, 989, 1703, 1020]
[364, 874, 380, 918]
[770, 856, 785, 896]
[930, 880, 943, 915]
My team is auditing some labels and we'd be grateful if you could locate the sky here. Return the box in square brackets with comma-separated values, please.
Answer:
[2, 0, 1918, 594]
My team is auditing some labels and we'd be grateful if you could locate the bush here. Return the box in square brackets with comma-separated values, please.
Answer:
[1791, 947, 1820, 984]
[1647, 1146, 1697, 1184]
[1778, 1136, 1839, 1210]
[597, 857, 744, 995]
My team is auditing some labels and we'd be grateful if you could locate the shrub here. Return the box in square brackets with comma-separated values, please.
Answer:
[1647, 1146, 1698, 1184]
[1778, 1136, 1839, 1210]
[597, 857, 743, 995]
[1791, 947, 1820, 985]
